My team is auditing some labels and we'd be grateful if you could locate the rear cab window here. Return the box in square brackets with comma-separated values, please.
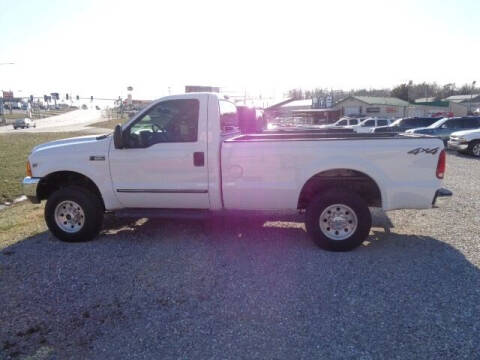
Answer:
[219, 100, 239, 135]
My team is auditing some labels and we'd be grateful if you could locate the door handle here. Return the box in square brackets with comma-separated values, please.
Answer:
[193, 152, 204, 167]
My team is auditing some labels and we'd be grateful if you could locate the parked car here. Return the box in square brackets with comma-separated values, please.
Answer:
[448, 129, 480, 157]
[22, 93, 451, 252]
[406, 117, 480, 144]
[373, 117, 441, 133]
[348, 118, 392, 133]
[318, 117, 361, 129]
[13, 118, 36, 129]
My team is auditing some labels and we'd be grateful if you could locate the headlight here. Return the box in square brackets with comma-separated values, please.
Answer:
[457, 137, 467, 142]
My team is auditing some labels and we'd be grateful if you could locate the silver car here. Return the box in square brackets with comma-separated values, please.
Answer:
[13, 118, 36, 129]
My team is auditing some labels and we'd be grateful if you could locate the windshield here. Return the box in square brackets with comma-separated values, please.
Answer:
[428, 117, 449, 128]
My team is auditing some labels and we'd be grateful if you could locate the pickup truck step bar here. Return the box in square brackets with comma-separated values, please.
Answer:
[113, 208, 303, 221]
[114, 208, 212, 220]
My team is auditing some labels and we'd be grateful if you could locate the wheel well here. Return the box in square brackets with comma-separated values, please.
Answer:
[298, 169, 382, 209]
[37, 171, 105, 209]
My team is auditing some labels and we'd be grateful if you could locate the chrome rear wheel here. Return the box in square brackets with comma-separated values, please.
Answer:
[305, 190, 372, 251]
[472, 143, 480, 157]
[319, 204, 358, 240]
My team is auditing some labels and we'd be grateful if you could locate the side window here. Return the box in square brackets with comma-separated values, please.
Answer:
[403, 119, 416, 127]
[377, 120, 388, 126]
[219, 100, 239, 134]
[363, 120, 375, 127]
[417, 119, 430, 127]
[126, 99, 199, 148]
[337, 120, 347, 126]
[443, 120, 460, 129]
[457, 119, 468, 128]
[350, 119, 358, 125]
[465, 118, 480, 128]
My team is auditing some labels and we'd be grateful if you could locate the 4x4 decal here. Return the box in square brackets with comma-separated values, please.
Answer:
[408, 147, 439, 155]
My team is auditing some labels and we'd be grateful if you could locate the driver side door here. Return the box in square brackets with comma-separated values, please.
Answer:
[108, 97, 210, 209]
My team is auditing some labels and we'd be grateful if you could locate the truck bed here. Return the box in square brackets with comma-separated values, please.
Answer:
[221, 133, 443, 212]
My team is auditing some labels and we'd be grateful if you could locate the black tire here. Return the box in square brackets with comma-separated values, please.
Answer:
[467, 140, 480, 157]
[305, 190, 372, 251]
[13, 126, 17, 130]
[45, 186, 104, 242]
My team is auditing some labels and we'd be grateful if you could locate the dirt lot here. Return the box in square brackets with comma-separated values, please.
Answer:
[0, 152, 479, 359]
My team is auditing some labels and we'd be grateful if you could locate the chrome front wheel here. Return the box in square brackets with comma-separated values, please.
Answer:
[46, 186, 103, 242]
[54, 200, 85, 233]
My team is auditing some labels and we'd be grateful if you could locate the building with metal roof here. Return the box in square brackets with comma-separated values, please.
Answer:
[415, 97, 437, 103]
[334, 96, 409, 118]
[443, 94, 480, 103]
[442, 94, 480, 114]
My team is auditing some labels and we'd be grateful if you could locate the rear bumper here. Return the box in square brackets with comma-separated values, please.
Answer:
[432, 188, 452, 207]
[447, 140, 468, 151]
[22, 177, 41, 204]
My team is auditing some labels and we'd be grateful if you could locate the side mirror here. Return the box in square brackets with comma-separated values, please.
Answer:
[113, 124, 124, 149]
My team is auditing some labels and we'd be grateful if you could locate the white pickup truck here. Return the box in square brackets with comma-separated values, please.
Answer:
[22, 93, 451, 251]
[448, 128, 480, 157]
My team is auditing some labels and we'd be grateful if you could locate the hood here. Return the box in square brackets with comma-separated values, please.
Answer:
[450, 129, 480, 137]
[32, 134, 109, 153]
[407, 127, 433, 133]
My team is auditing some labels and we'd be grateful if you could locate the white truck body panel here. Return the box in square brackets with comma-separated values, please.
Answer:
[28, 135, 123, 210]
[221, 137, 442, 211]
[26, 93, 445, 213]
[109, 93, 211, 209]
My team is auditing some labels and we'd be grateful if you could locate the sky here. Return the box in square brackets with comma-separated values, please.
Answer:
[0, 0, 479, 101]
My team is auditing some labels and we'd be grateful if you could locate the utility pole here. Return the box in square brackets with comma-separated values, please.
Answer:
[470, 81, 476, 114]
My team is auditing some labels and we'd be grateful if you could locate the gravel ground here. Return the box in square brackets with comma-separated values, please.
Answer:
[1, 151, 479, 359]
